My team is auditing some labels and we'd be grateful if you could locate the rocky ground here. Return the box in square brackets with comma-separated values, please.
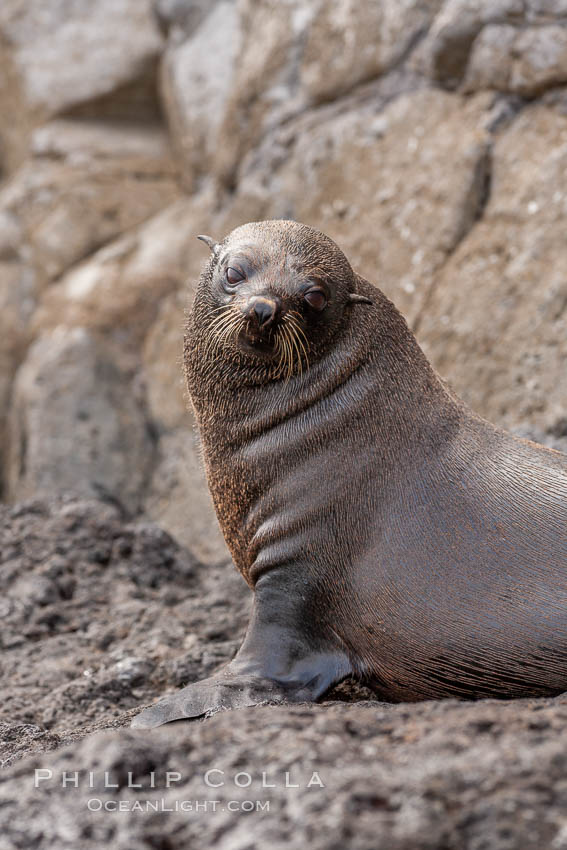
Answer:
[0, 496, 250, 765]
[4, 697, 567, 850]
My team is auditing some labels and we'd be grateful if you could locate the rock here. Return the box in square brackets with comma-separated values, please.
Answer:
[531, 0, 567, 12]
[234, 87, 492, 325]
[0, 258, 35, 487]
[153, 0, 220, 39]
[417, 0, 526, 88]
[142, 290, 188, 432]
[2, 698, 567, 848]
[3, 497, 567, 848]
[0, 120, 179, 288]
[162, 0, 443, 187]
[464, 24, 567, 95]
[299, 0, 443, 105]
[32, 194, 211, 344]
[110, 657, 156, 686]
[4, 192, 229, 550]
[141, 290, 229, 562]
[144, 430, 229, 563]
[0, 122, 179, 485]
[0, 496, 246, 737]
[0, 0, 164, 169]
[417, 104, 567, 430]
[6, 328, 155, 512]
[160, 0, 242, 189]
[419, 0, 567, 92]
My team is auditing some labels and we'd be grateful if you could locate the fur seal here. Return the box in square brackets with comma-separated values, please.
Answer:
[132, 220, 567, 728]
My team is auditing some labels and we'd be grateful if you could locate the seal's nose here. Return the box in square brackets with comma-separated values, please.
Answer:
[254, 300, 275, 327]
[246, 296, 280, 330]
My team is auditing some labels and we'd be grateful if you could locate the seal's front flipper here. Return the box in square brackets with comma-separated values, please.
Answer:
[130, 649, 349, 729]
[131, 567, 353, 729]
[131, 644, 351, 729]
[130, 670, 289, 729]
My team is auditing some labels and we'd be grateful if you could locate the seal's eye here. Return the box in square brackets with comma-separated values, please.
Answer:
[304, 289, 327, 311]
[226, 266, 245, 286]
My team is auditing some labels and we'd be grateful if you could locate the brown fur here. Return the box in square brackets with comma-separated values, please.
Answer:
[184, 219, 567, 701]
[131, 220, 567, 729]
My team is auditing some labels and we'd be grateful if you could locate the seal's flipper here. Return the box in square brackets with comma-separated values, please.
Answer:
[130, 651, 350, 729]
[130, 670, 288, 729]
[131, 568, 353, 729]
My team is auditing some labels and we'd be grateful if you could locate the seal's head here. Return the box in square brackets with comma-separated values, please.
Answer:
[194, 220, 372, 381]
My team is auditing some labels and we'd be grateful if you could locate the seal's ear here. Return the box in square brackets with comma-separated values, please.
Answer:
[348, 293, 373, 305]
[197, 234, 221, 255]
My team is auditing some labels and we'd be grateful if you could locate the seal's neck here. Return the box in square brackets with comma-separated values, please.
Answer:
[185, 279, 463, 579]
[186, 278, 460, 463]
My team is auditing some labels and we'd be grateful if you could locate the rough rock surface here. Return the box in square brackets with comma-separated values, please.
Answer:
[418, 102, 567, 430]
[160, 0, 242, 189]
[192, 0, 445, 187]
[6, 329, 155, 512]
[3, 120, 179, 287]
[0, 0, 164, 168]
[3, 697, 567, 850]
[0, 497, 248, 747]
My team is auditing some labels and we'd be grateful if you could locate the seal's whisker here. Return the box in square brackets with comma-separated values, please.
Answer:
[203, 301, 312, 381]
[281, 316, 307, 375]
[279, 323, 296, 381]
[208, 309, 241, 332]
[212, 316, 241, 341]
[271, 329, 284, 379]
[286, 314, 310, 354]
[206, 308, 243, 357]
[283, 321, 302, 379]
[224, 317, 244, 352]
[287, 310, 304, 322]
[204, 314, 242, 361]
[272, 327, 285, 380]
[271, 333, 284, 380]
[287, 329, 298, 380]
[285, 315, 309, 369]
[204, 306, 228, 320]
[215, 317, 243, 356]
